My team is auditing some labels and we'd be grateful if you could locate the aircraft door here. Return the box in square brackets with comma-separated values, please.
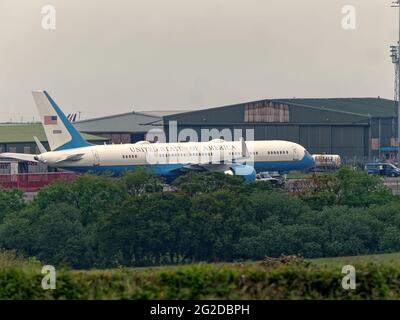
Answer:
[92, 150, 100, 166]
[293, 147, 300, 161]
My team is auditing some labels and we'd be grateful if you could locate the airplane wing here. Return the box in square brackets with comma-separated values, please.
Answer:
[0, 153, 38, 162]
[53, 153, 85, 164]
[178, 162, 244, 172]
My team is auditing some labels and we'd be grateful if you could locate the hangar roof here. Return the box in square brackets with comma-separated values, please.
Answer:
[0, 123, 107, 143]
[276, 98, 397, 118]
[163, 97, 397, 124]
[73, 111, 163, 133]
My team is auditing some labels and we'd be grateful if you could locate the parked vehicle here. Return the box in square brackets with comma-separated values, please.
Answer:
[311, 154, 341, 171]
[364, 163, 400, 177]
[256, 172, 285, 187]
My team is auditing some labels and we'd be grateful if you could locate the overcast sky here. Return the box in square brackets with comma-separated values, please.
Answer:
[0, 0, 398, 121]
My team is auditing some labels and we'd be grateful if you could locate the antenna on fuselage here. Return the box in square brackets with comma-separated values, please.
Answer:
[240, 138, 249, 158]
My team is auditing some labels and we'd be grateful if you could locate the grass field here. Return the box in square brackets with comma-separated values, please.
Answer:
[309, 252, 400, 267]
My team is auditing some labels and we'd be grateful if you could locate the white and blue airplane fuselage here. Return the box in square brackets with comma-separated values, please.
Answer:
[0, 91, 315, 182]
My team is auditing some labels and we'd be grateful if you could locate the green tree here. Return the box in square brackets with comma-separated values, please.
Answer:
[299, 174, 340, 210]
[379, 226, 400, 252]
[0, 203, 88, 268]
[336, 166, 394, 207]
[32, 204, 87, 267]
[172, 172, 245, 196]
[190, 189, 252, 261]
[0, 188, 26, 223]
[95, 192, 193, 267]
[300, 167, 394, 209]
[121, 168, 164, 196]
[249, 190, 310, 225]
[0, 206, 39, 257]
[34, 174, 127, 226]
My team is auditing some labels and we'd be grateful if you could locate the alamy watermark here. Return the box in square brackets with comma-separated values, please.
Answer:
[41, 265, 56, 290]
[41, 5, 56, 30]
[342, 5, 356, 30]
[341, 265, 356, 290]
[142, 121, 256, 166]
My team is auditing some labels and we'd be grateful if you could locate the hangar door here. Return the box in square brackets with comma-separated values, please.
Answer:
[331, 126, 365, 159]
[299, 126, 331, 154]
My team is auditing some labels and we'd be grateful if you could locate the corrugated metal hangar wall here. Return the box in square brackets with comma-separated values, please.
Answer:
[163, 98, 398, 164]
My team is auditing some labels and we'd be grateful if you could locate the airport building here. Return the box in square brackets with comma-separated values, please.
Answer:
[162, 97, 399, 164]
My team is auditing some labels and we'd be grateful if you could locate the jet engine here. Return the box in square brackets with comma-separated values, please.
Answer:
[224, 164, 256, 183]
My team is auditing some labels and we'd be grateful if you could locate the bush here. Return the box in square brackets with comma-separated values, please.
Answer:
[1, 261, 400, 299]
[34, 174, 127, 226]
[0, 204, 89, 268]
[172, 172, 246, 196]
[300, 167, 395, 209]
[0, 188, 25, 223]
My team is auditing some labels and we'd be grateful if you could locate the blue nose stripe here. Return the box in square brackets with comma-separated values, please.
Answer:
[304, 154, 316, 169]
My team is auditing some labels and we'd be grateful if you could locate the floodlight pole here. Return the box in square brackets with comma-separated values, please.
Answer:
[391, 1, 400, 164]
[398, 3, 400, 165]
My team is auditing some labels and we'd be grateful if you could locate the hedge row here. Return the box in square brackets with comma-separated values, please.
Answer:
[1, 261, 400, 299]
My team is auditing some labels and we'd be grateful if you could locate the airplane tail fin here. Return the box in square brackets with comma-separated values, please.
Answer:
[32, 91, 92, 151]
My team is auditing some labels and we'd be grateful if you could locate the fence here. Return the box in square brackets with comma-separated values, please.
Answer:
[0, 172, 78, 192]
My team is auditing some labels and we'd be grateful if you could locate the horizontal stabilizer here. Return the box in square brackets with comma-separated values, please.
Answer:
[33, 136, 47, 154]
[0, 153, 38, 162]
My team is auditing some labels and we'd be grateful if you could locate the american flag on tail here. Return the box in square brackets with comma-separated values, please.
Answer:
[44, 115, 58, 125]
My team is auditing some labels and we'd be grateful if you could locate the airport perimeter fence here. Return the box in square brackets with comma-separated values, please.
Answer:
[0, 172, 78, 192]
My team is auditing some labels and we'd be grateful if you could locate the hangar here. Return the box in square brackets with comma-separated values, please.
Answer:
[162, 97, 398, 164]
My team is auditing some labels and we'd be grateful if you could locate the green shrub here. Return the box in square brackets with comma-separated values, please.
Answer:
[1, 261, 400, 299]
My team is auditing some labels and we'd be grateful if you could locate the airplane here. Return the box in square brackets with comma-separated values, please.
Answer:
[0, 91, 315, 182]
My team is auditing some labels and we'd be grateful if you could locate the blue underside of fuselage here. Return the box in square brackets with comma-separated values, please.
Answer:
[59, 155, 315, 177]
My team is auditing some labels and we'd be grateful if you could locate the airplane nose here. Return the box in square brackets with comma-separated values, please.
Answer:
[302, 150, 315, 169]
[306, 153, 315, 168]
